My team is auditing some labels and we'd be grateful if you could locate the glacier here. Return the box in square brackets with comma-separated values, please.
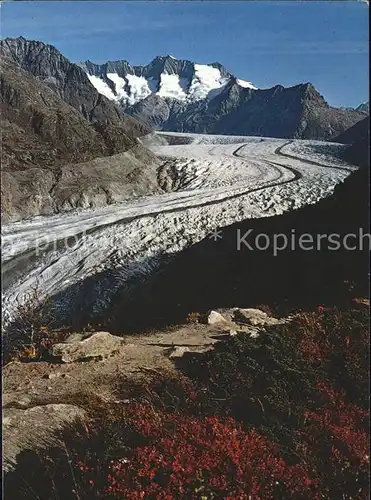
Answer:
[2, 133, 354, 326]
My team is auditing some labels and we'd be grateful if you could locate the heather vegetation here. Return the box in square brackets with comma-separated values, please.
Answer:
[4, 306, 369, 499]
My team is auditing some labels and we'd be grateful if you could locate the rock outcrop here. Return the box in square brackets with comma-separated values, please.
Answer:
[2, 314, 280, 469]
[207, 310, 229, 325]
[333, 116, 369, 167]
[50, 331, 125, 363]
[3, 402, 85, 471]
[0, 37, 150, 139]
[233, 308, 282, 327]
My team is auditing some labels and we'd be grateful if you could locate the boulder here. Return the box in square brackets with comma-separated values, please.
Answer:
[50, 331, 124, 363]
[352, 297, 370, 308]
[2, 394, 32, 410]
[208, 310, 229, 325]
[3, 403, 85, 471]
[169, 346, 191, 358]
[229, 326, 260, 338]
[65, 332, 85, 342]
[233, 308, 280, 327]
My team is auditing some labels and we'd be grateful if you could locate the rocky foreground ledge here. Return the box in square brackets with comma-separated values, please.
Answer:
[3, 307, 284, 471]
[3, 302, 369, 499]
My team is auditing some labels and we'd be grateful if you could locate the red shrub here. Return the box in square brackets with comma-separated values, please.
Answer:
[297, 383, 369, 499]
[305, 384, 368, 462]
[98, 405, 316, 499]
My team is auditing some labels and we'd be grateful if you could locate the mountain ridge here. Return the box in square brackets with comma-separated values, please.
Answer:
[356, 102, 369, 114]
[0, 37, 161, 221]
[0, 36, 151, 138]
[79, 54, 255, 110]
[80, 53, 365, 140]
[2, 37, 365, 141]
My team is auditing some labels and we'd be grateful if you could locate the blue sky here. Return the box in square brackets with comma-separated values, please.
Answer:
[1, 1, 369, 108]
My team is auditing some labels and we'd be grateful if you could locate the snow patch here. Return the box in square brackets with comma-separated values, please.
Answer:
[85, 60, 257, 104]
[157, 74, 187, 100]
[125, 74, 153, 104]
[106, 73, 129, 101]
[188, 64, 229, 101]
[237, 79, 258, 90]
[86, 74, 116, 100]
[105, 73, 153, 105]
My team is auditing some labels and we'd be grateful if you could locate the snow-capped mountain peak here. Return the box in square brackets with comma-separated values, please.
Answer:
[81, 55, 257, 106]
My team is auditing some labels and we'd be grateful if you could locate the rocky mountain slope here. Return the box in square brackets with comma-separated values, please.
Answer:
[0, 37, 150, 139]
[333, 116, 369, 167]
[0, 38, 161, 221]
[356, 102, 369, 114]
[81, 54, 365, 140]
[334, 116, 369, 145]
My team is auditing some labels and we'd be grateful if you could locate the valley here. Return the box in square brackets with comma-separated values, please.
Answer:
[1, 4, 369, 495]
[2, 132, 355, 326]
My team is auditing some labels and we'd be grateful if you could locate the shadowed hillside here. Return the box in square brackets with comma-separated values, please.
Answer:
[103, 161, 369, 333]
